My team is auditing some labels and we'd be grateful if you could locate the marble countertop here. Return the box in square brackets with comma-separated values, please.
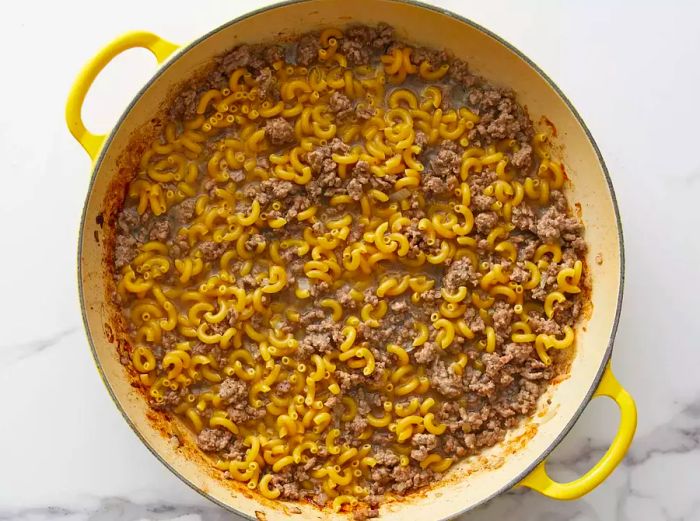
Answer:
[1, 1, 697, 520]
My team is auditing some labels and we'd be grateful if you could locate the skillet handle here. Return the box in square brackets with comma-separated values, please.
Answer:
[518, 362, 636, 499]
[65, 31, 179, 161]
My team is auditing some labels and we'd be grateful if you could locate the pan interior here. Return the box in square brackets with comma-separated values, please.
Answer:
[78, 1, 622, 519]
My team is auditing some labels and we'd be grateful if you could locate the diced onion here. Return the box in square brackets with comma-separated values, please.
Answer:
[389, 188, 411, 201]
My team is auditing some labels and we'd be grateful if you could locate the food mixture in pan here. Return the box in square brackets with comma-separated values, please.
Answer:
[113, 24, 586, 518]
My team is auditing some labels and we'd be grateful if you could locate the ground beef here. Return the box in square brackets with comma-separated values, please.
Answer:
[429, 359, 464, 398]
[536, 206, 583, 242]
[331, 138, 351, 155]
[227, 403, 266, 424]
[549, 190, 568, 212]
[264, 45, 284, 64]
[423, 174, 452, 196]
[347, 161, 371, 199]
[510, 265, 530, 284]
[255, 67, 277, 100]
[223, 439, 247, 461]
[467, 87, 533, 146]
[475, 211, 499, 234]
[329, 91, 354, 122]
[517, 237, 538, 261]
[190, 341, 211, 356]
[299, 308, 324, 326]
[161, 331, 177, 351]
[469, 168, 496, 192]
[272, 473, 302, 501]
[357, 308, 419, 351]
[552, 295, 583, 325]
[504, 342, 534, 364]
[491, 301, 514, 336]
[348, 414, 368, 436]
[148, 219, 170, 241]
[464, 307, 485, 333]
[412, 46, 450, 67]
[430, 140, 461, 177]
[227, 169, 244, 182]
[389, 466, 435, 494]
[169, 86, 198, 120]
[306, 144, 337, 177]
[218, 378, 247, 404]
[471, 194, 494, 212]
[324, 395, 339, 408]
[265, 116, 295, 145]
[371, 23, 395, 49]
[114, 207, 150, 269]
[374, 449, 400, 467]
[511, 203, 536, 232]
[296, 35, 320, 66]
[444, 257, 479, 290]
[297, 332, 333, 357]
[530, 263, 561, 301]
[356, 103, 376, 120]
[114, 234, 137, 270]
[329, 91, 351, 113]
[449, 58, 479, 87]
[415, 131, 429, 149]
[274, 380, 292, 394]
[528, 312, 562, 335]
[198, 240, 226, 260]
[341, 24, 394, 65]
[221, 44, 254, 72]
[410, 433, 437, 462]
[511, 143, 533, 171]
[342, 38, 372, 66]
[244, 233, 266, 251]
[243, 179, 297, 208]
[401, 220, 428, 256]
[336, 370, 364, 391]
[475, 426, 505, 448]
[196, 428, 232, 452]
[389, 299, 407, 313]
[173, 198, 196, 222]
[353, 504, 380, 521]
[413, 342, 440, 364]
[116, 207, 143, 237]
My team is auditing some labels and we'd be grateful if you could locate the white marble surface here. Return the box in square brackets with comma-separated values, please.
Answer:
[1, 1, 698, 519]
